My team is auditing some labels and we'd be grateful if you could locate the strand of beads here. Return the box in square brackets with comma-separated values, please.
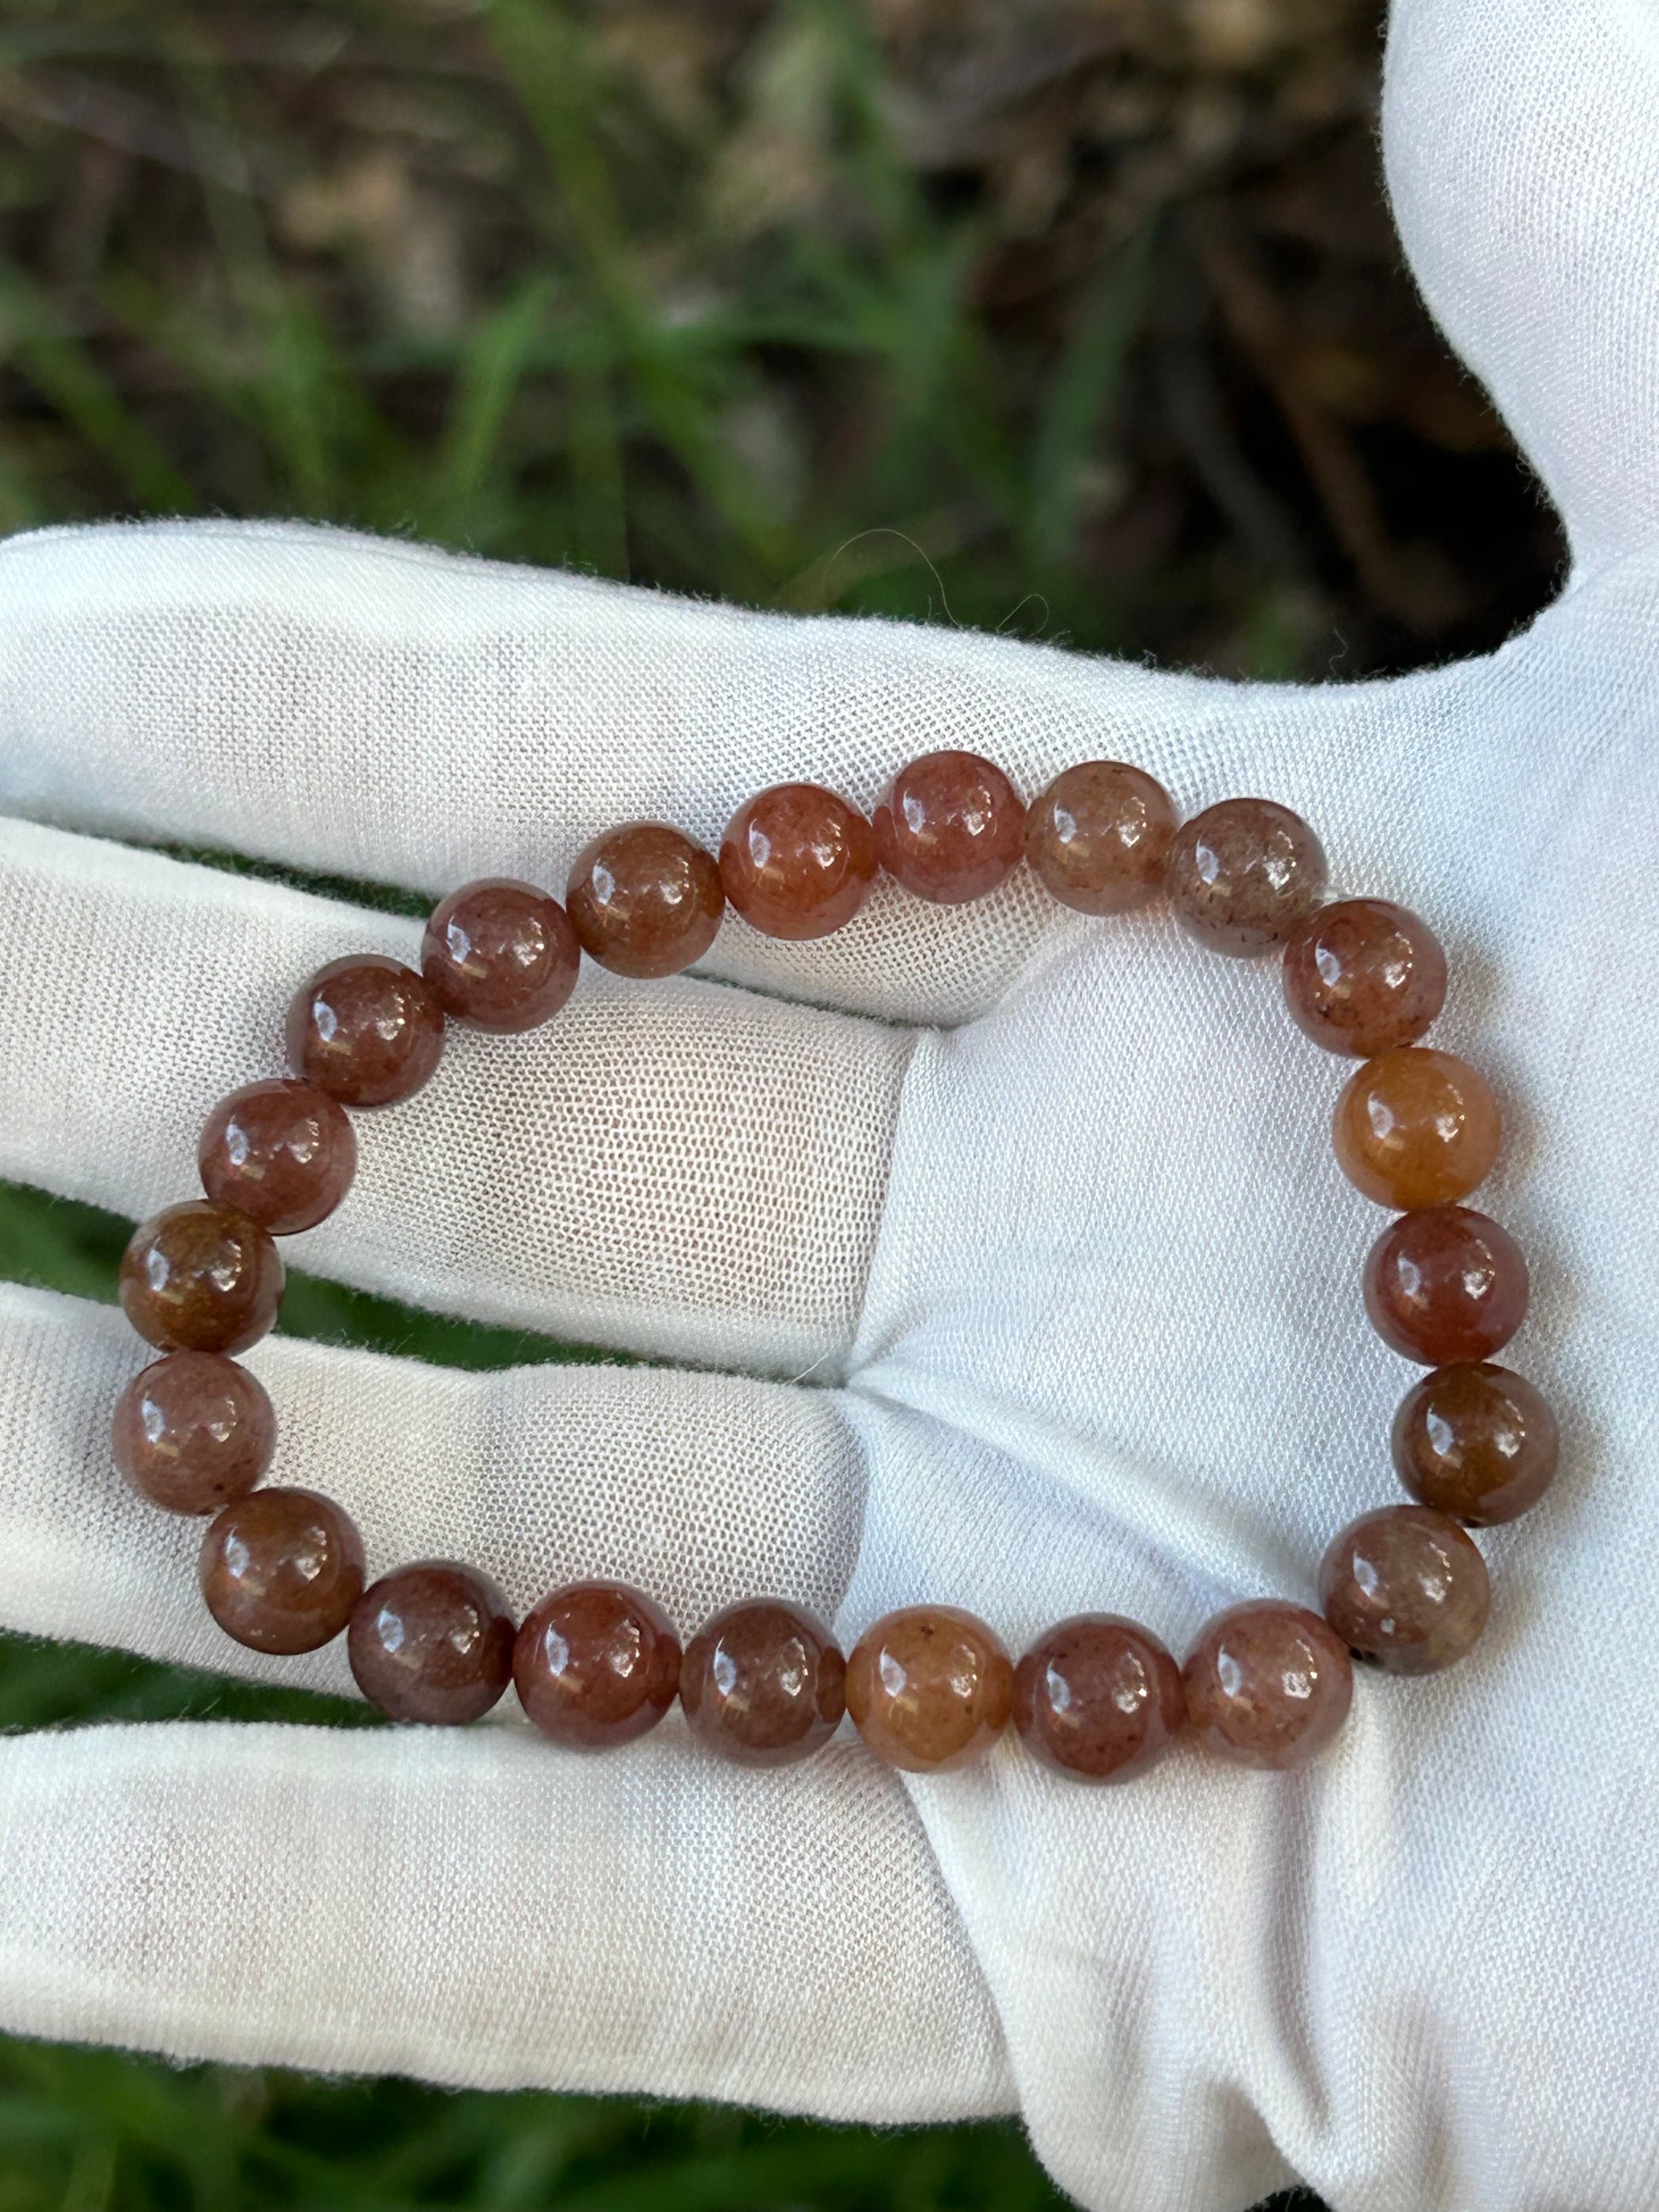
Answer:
[108, 750, 1559, 1781]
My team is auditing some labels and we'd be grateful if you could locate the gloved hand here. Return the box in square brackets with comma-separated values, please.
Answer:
[3, 0, 1657, 2205]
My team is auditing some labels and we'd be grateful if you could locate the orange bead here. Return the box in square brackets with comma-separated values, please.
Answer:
[1013, 1614, 1184, 1781]
[1282, 898, 1447, 1056]
[1183, 1601, 1353, 1770]
[1320, 1505, 1490, 1675]
[286, 956, 444, 1110]
[1332, 1047, 1500, 1208]
[719, 784, 877, 940]
[872, 752, 1025, 905]
[565, 824, 724, 979]
[119, 1201, 284, 1355]
[845, 1605, 1013, 1770]
[1024, 762, 1177, 915]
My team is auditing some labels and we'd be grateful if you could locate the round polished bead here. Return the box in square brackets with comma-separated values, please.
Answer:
[286, 954, 445, 1109]
[199, 1486, 365, 1655]
[1392, 1361, 1559, 1525]
[348, 1560, 516, 1724]
[198, 1077, 357, 1234]
[565, 823, 724, 979]
[513, 1580, 681, 1749]
[119, 1201, 284, 1355]
[112, 1350, 275, 1515]
[1363, 1204, 1529, 1365]
[679, 1598, 847, 1766]
[1282, 898, 1448, 1056]
[1183, 1600, 1353, 1770]
[1332, 1047, 1501, 1208]
[719, 783, 877, 941]
[1013, 1614, 1185, 1782]
[871, 750, 1025, 905]
[1024, 761, 1178, 916]
[1165, 798, 1327, 956]
[421, 877, 580, 1031]
[1320, 1505, 1489, 1675]
[845, 1605, 1014, 1771]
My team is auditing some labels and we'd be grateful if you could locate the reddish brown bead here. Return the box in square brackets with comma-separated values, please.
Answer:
[513, 1580, 681, 1749]
[119, 1201, 284, 1355]
[1282, 898, 1448, 1056]
[872, 750, 1025, 905]
[286, 955, 444, 1109]
[679, 1599, 847, 1766]
[421, 877, 580, 1031]
[199, 1487, 365, 1655]
[112, 1351, 275, 1515]
[1332, 1047, 1501, 1208]
[348, 1560, 516, 1724]
[1392, 1362, 1559, 1525]
[1183, 1600, 1353, 1770]
[719, 784, 877, 941]
[1024, 762, 1178, 915]
[1320, 1505, 1489, 1675]
[565, 823, 724, 979]
[1165, 798, 1327, 957]
[1363, 1204, 1529, 1365]
[198, 1078, 357, 1234]
[845, 1605, 1014, 1771]
[1013, 1614, 1185, 1782]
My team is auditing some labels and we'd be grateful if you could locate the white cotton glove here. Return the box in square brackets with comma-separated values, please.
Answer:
[2, 0, 1658, 2204]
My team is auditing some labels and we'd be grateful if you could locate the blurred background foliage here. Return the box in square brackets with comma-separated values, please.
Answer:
[0, 0, 1558, 672]
[0, 0, 1556, 2203]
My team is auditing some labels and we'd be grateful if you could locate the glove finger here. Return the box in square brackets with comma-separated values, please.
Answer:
[0, 518, 1333, 1027]
[0, 1281, 866, 1692]
[0, 1717, 1013, 2122]
[0, 818, 909, 1377]
[1385, 0, 1659, 573]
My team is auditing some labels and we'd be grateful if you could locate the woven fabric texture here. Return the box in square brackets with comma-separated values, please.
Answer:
[3, 1, 1659, 2207]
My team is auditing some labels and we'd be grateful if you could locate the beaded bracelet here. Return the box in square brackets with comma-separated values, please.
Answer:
[107, 753, 1558, 1781]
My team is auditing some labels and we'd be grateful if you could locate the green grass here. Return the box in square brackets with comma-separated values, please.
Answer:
[0, 0, 1555, 672]
[0, 0, 1155, 649]
[0, 2046, 1075, 2212]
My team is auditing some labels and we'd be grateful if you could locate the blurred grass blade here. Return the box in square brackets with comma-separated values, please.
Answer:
[484, 0, 632, 298]
[1024, 218, 1157, 572]
[0, 450, 42, 534]
[564, 354, 628, 576]
[0, 259, 194, 511]
[162, 21, 406, 518]
[438, 274, 558, 527]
